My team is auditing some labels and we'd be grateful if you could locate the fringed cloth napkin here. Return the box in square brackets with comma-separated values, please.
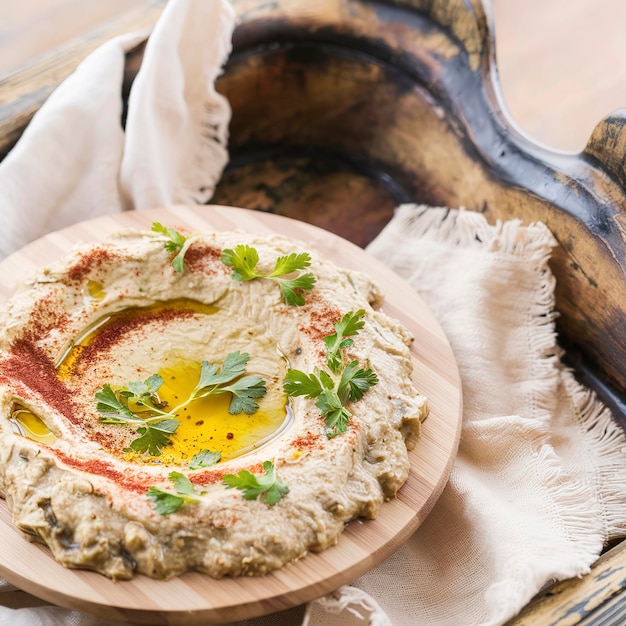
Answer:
[356, 206, 626, 626]
[2, 0, 626, 624]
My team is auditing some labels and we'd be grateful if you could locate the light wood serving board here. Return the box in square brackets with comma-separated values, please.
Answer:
[0, 206, 462, 625]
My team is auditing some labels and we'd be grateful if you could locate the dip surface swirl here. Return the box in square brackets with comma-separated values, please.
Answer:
[0, 228, 427, 580]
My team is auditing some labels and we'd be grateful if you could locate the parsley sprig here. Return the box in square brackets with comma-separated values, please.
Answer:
[151, 224, 317, 304]
[223, 460, 289, 505]
[189, 449, 221, 470]
[323, 309, 367, 374]
[95, 381, 178, 455]
[283, 310, 378, 437]
[148, 460, 288, 515]
[147, 471, 203, 515]
[151, 222, 199, 273]
[95, 351, 267, 456]
[221, 244, 316, 306]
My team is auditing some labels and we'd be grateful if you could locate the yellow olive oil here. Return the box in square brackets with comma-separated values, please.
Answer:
[56, 299, 290, 465]
[150, 359, 288, 465]
[10, 407, 57, 445]
[86, 280, 106, 300]
[56, 299, 219, 377]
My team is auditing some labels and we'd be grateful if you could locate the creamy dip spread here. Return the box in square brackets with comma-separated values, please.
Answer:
[0, 226, 428, 580]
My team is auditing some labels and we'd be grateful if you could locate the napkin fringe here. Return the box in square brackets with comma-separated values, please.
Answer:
[391, 204, 559, 259]
[515, 376, 626, 586]
[373, 203, 612, 577]
[303, 586, 391, 626]
[415, 205, 613, 566]
[381, 203, 563, 420]
[561, 371, 626, 541]
[524, 254, 562, 423]
[536, 442, 601, 553]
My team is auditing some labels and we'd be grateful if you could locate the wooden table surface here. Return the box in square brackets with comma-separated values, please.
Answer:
[1, 0, 625, 153]
[1, 1, 626, 625]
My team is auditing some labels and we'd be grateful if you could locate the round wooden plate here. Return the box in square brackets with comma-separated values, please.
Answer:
[0, 206, 462, 624]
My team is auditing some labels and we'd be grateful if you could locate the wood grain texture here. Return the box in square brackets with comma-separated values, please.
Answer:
[0, 206, 462, 624]
[1, 1, 626, 623]
[209, 0, 626, 416]
[505, 540, 626, 626]
[0, 0, 166, 160]
[0, 0, 148, 75]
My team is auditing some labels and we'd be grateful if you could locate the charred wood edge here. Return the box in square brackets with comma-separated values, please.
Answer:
[0, 3, 625, 622]
[504, 538, 626, 626]
[562, 347, 626, 431]
[225, 4, 626, 414]
[584, 111, 626, 191]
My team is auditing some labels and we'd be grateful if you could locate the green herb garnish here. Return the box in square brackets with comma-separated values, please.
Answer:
[283, 310, 378, 437]
[151, 222, 198, 273]
[130, 419, 180, 456]
[96, 381, 178, 456]
[221, 244, 316, 306]
[323, 310, 367, 373]
[95, 351, 267, 456]
[189, 449, 221, 470]
[147, 471, 202, 515]
[190, 351, 268, 415]
[223, 460, 289, 505]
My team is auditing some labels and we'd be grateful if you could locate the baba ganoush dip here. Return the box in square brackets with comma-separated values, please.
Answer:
[0, 225, 428, 580]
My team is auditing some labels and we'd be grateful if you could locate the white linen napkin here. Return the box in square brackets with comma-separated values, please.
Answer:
[0, 0, 233, 259]
[2, 1, 626, 625]
[356, 206, 626, 625]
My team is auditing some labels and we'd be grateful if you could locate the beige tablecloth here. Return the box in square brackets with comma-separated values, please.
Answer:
[1, 1, 626, 625]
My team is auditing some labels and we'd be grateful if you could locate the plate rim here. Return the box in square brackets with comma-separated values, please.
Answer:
[0, 206, 462, 624]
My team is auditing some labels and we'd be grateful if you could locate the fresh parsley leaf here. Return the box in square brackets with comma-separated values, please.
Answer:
[282, 369, 324, 399]
[319, 369, 335, 389]
[269, 252, 312, 276]
[96, 352, 267, 455]
[146, 487, 187, 516]
[147, 471, 201, 515]
[276, 273, 317, 306]
[169, 471, 197, 495]
[152, 222, 185, 252]
[223, 460, 289, 505]
[220, 245, 259, 281]
[127, 373, 163, 399]
[316, 389, 351, 437]
[223, 375, 268, 414]
[324, 309, 366, 374]
[283, 310, 377, 437]
[97, 375, 178, 455]
[151, 222, 197, 273]
[338, 360, 378, 402]
[128, 419, 179, 455]
[125, 374, 167, 413]
[189, 449, 221, 470]
[95, 384, 138, 423]
[187, 353, 267, 415]
[151, 222, 186, 251]
[221, 244, 316, 306]
[194, 351, 249, 388]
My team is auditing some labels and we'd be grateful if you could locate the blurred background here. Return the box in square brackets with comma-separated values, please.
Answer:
[1, 0, 625, 153]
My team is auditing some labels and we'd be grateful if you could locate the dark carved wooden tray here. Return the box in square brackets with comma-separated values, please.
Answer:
[1, 1, 626, 624]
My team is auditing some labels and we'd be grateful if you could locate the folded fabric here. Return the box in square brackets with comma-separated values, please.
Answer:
[0, 0, 233, 259]
[348, 205, 626, 626]
[2, 0, 626, 623]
